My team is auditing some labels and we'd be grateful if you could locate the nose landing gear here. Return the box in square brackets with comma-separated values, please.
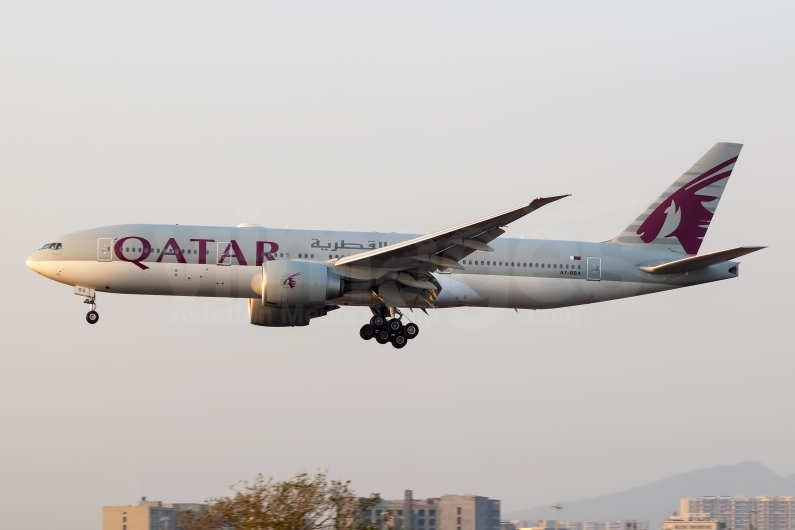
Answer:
[360, 307, 419, 348]
[84, 296, 99, 324]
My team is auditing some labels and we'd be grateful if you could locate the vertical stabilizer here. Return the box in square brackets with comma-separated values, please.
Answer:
[610, 142, 743, 255]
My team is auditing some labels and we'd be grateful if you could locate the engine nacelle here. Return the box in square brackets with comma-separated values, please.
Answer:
[250, 260, 344, 307]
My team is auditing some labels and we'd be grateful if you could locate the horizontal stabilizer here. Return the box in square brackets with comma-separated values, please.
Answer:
[639, 246, 765, 275]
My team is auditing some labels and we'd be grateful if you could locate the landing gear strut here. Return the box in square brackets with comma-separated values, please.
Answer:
[359, 307, 419, 348]
[84, 296, 99, 324]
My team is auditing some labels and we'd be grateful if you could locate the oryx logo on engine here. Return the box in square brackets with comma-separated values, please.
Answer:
[282, 272, 300, 289]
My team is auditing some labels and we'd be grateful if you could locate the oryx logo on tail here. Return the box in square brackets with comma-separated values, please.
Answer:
[637, 156, 737, 254]
[611, 143, 743, 255]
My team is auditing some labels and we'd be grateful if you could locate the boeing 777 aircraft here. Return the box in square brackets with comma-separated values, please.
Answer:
[27, 143, 764, 348]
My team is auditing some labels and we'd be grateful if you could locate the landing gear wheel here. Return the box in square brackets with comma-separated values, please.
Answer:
[86, 311, 99, 324]
[375, 329, 391, 344]
[387, 318, 403, 333]
[359, 325, 374, 340]
[403, 322, 419, 339]
[370, 315, 386, 328]
[391, 334, 407, 349]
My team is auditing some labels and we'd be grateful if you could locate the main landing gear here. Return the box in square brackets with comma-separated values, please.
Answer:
[359, 308, 420, 349]
[84, 296, 99, 324]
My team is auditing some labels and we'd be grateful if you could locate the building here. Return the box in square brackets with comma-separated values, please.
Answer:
[102, 497, 206, 530]
[360, 490, 501, 530]
[510, 520, 648, 530]
[662, 515, 724, 530]
[559, 521, 648, 530]
[680, 496, 795, 530]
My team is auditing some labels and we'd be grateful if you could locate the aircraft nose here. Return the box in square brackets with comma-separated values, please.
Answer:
[26, 253, 39, 273]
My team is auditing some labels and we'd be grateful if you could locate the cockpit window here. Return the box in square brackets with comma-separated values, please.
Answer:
[55, 243, 62, 250]
[40, 243, 62, 250]
[41, 243, 53, 249]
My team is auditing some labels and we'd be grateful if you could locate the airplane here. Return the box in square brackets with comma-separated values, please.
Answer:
[26, 143, 764, 348]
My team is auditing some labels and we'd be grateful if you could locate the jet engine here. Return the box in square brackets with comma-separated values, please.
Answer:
[248, 260, 344, 326]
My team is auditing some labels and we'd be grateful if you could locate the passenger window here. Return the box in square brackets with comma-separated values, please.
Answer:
[511, 262, 514, 266]
[311, 254, 314, 258]
[541, 263, 545, 268]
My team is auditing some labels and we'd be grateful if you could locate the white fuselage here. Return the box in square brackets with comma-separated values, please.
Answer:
[26, 224, 738, 311]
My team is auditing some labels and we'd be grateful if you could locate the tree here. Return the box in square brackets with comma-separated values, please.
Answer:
[179, 472, 393, 530]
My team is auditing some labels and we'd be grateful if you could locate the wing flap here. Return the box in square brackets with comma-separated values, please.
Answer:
[639, 246, 766, 274]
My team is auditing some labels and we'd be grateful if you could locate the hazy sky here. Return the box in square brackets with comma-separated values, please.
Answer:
[1, 2, 794, 529]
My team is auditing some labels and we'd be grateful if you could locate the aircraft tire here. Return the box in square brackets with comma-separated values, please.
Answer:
[359, 325, 374, 340]
[391, 334, 407, 349]
[370, 315, 386, 328]
[375, 329, 390, 344]
[403, 323, 419, 339]
[387, 318, 402, 333]
[86, 311, 99, 324]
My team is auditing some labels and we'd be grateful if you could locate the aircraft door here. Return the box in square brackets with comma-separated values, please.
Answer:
[97, 238, 112, 262]
[586, 257, 601, 281]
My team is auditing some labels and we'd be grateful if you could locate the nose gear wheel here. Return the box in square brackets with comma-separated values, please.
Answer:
[83, 296, 99, 324]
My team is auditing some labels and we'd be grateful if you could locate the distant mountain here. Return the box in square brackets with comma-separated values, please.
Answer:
[505, 462, 795, 528]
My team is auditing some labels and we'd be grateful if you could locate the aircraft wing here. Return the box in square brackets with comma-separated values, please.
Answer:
[335, 195, 570, 272]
